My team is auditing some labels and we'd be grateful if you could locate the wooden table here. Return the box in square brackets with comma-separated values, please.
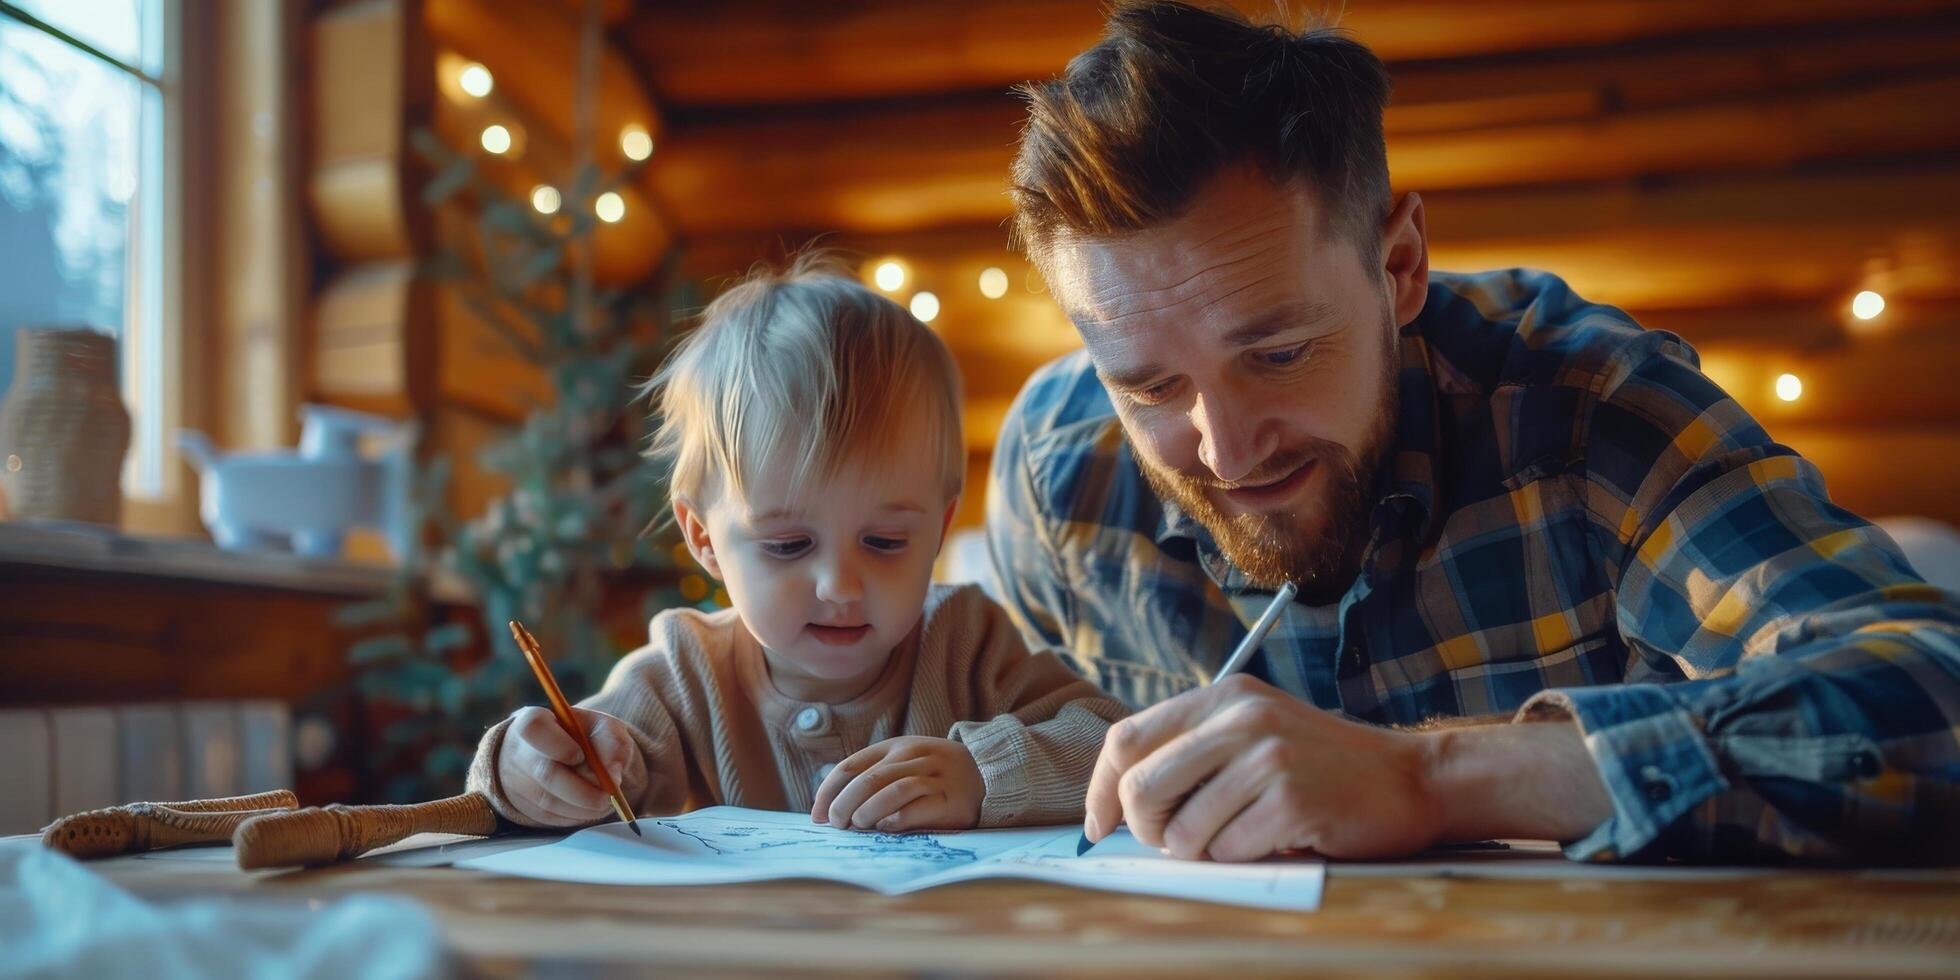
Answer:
[87, 850, 1960, 977]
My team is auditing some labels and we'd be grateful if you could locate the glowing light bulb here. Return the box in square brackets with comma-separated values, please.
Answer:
[1775, 373, 1803, 402]
[595, 191, 625, 223]
[978, 267, 1009, 299]
[1851, 290, 1885, 321]
[909, 291, 940, 323]
[874, 261, 906, 292]
[620, 126, 654, 161]
[479, 125, 512, 155]
[459, 62, 493, 98]
[530, 185, 561, 214]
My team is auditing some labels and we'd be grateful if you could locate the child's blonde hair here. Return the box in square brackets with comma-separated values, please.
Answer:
[645, 251, 965, 511]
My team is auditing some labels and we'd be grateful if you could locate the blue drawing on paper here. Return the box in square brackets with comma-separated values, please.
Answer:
[654, 818, 978, 865]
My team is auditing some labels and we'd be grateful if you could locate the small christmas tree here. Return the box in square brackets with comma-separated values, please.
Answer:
[338, 8, 708, 801]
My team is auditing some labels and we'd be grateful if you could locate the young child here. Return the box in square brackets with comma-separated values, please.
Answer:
[466, 254, 1127, 833]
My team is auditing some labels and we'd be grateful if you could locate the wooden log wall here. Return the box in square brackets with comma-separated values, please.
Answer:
[295, 0, 1960, 537]
[636, 0, 1960, 531]
[305, 0, 672, 537]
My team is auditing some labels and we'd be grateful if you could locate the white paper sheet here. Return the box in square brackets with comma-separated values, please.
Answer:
[933, 826, 1328, 910]
[458, 806, 1326, 912]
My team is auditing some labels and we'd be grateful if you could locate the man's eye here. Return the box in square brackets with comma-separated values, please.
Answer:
[1258, 343, 1311, 367]
[864, 535, 907, 553]
[760, 538, 812, 558]
[1131, 379, 1180, 405]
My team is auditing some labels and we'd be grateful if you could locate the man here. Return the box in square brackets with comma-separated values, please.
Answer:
[987, 1, 1960, 864]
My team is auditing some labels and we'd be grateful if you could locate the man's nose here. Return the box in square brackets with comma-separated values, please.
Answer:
[1191, 389, 1273, 484]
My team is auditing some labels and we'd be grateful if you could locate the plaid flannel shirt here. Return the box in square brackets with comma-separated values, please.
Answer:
[986, 267, 1960, 863]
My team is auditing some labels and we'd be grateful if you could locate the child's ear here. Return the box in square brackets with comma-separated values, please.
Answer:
[673, 497, 724, 580]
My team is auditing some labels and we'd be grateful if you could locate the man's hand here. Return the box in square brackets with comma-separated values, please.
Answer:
[1083, 674, 1617, 861]
[1084, 674, 1444, 861]
[811, 736, 985, 833]
[496, 706, 646, 828]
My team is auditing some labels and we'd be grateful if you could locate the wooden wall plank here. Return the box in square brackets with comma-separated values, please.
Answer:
[312, 260, 432, 415]
[1387, 24, 1960, 122]
[1392, 75, 1960, 193]
[1697, 337, 1960, 429]
[649, 70, 1960, 237]
[651, 98, 1024, 235]
[1768, 425, 1960, 527]
[628, 0, 1957, 108]
[308, 158, 414, 262]
[434, 284, 552, 422]
[309, 0, 428, 262]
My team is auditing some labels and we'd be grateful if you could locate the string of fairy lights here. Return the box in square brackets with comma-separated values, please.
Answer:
[446, 57, 1902, 410]
[453, 60, 648, 225]
[860, 258, 1013, 326]
[854, 256, 1019, 325]
[1769, 289, 1885, 404]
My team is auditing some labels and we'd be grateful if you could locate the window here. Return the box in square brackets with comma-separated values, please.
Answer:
[0, 0, 173, 503]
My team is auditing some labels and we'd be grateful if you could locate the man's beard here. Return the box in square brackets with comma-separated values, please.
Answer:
[1136, 312, 1400, 606]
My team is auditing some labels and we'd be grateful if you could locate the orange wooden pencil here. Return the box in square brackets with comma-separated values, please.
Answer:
[509, 620, 642, 836]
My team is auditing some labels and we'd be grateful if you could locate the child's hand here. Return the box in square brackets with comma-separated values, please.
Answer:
[496, 706, 644, 828]
[811, 736, 984, 833]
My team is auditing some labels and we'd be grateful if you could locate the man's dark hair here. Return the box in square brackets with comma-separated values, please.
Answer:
[1010, 1, 1393, 266]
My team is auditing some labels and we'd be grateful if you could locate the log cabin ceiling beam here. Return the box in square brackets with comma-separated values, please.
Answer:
[647, 68, 1960, 238]
[627, 0, 1960, 109]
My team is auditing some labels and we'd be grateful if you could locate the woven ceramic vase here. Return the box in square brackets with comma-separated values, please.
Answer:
[0, 327, 131, 525]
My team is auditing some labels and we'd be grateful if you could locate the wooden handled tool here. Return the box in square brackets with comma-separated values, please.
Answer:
[41, 790, 299, 859]
[232, 792, 499, 869]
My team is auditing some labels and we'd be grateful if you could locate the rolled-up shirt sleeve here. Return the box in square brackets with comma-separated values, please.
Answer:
[1524, 333, 1960, 863]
